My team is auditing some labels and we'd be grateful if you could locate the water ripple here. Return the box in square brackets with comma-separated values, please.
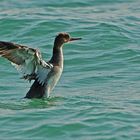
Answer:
[0, 0, 140, 139]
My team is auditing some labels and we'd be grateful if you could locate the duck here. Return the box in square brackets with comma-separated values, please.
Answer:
[0, 33, 81, 99]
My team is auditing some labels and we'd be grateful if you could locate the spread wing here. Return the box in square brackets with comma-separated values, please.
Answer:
[0, 41, 53, 85]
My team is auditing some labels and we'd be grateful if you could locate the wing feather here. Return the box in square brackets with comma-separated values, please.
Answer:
[0, 41, 53, 84]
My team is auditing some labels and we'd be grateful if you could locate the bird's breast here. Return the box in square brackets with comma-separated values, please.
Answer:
[46, 66, 63, 91]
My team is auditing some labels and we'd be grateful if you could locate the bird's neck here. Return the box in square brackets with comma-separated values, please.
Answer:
[50, 42, 63, 68]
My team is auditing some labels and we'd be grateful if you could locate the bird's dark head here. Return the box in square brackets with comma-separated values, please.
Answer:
[54, 33, 81, 47]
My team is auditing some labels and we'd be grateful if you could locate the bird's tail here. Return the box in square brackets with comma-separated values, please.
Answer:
[25, 80, 46, 99]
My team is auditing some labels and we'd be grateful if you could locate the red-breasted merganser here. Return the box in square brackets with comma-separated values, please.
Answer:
[0, 33, 81, 99]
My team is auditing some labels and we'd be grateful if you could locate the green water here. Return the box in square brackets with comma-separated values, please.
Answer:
[0, 0, 140, 139]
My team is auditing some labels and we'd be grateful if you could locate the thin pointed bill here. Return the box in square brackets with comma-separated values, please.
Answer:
[69, 37, 82, 41]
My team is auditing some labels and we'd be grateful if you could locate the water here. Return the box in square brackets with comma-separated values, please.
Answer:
[0, 0, 140, 139]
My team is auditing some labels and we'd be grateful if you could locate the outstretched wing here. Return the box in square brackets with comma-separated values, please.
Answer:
[0, 41, 53, 85]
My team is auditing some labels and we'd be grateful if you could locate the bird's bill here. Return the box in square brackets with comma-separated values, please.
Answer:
[69, 37, 82, 41]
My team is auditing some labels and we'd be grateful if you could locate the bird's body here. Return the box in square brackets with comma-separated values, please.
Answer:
[0, 33, 81, 99]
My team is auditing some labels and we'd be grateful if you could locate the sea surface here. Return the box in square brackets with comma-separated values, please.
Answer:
[0, 0, 140, 140]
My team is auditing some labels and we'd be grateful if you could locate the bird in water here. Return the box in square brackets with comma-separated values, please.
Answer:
[0, 33, 81, 99]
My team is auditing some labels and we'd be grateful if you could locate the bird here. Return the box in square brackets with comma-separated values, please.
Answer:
[0, 33, 81, 99]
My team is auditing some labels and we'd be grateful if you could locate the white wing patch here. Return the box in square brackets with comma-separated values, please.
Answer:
[10, 48, 37, 76]
[36, 65, 51, 85]
[15, 50, 53, 83]
[0, 42, 53, 82]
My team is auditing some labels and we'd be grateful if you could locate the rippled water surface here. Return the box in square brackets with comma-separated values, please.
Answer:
[0, 0, 140, 139]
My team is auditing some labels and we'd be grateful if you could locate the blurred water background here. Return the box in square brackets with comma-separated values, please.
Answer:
[0, 0, 140, 139]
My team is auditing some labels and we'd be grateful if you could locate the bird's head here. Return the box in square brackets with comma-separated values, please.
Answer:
[54, 33, 81, 47]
